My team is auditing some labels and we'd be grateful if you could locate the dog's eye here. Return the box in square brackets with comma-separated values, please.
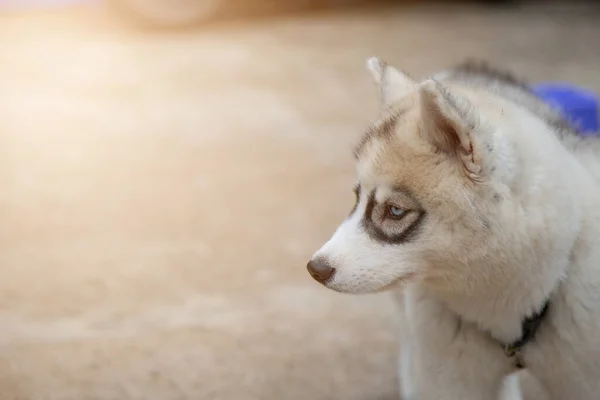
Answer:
[387, 204, 405, 220]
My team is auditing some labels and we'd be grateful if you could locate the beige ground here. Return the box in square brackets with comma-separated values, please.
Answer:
[0, 2, 599, 399]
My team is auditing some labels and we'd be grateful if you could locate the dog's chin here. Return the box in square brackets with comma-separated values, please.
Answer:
[325, 273, 416, 294]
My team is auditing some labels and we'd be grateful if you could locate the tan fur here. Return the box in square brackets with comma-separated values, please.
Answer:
[308, 57, 600, 399]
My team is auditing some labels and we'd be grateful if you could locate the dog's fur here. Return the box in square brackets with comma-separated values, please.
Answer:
[307, 58, 600, 399]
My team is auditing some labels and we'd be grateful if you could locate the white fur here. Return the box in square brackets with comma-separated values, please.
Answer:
[312, 189, 418, 294]
[366, 56, 418, 107]
[308, 58, 600, 399]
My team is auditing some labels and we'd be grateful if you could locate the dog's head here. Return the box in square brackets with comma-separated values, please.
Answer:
[307, 58, 517, 294]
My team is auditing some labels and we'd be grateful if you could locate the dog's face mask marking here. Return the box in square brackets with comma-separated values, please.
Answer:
[307, 149, 429, 293]
[307, 57, 500, 294]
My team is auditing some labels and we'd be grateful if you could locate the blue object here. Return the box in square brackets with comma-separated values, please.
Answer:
[532, 83, 599, 135]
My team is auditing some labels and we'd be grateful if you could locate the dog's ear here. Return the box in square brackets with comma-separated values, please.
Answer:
[419, 79, 483, 178]
[367, 57, 417, 106]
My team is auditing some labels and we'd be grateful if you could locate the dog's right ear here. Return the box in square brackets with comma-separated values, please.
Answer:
[366, 57, 417, 107]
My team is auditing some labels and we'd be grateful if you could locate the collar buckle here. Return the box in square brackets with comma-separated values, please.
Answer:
[504, 343, 525, 369]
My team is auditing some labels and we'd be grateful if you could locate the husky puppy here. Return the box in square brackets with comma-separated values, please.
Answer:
[307, 57, 600, 399]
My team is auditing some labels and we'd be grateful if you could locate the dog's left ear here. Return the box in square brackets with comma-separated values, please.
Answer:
[419, 79, 483, 178]
[367, 57, 417, 107]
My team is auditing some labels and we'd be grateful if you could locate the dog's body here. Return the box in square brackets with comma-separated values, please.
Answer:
[307, 59, 600, 399]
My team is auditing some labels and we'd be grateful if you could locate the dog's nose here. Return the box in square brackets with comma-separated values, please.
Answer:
[307, 258, 335, 284]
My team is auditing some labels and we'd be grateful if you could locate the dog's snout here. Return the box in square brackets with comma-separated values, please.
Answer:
[307, 258, 336, 284]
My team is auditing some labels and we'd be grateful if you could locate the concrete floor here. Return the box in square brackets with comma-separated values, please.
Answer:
[0, 3, 599, 400]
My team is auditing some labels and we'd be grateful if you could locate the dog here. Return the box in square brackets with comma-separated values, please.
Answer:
[306, 57, 600, 399]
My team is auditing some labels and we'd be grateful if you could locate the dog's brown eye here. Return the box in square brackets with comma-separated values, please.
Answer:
[387, 204, 406, 220]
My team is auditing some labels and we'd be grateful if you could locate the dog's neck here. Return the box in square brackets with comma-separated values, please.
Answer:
[428, 254, 565, 344]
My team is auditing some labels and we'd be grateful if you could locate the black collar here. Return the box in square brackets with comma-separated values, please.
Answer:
[501, 300, 550, 369]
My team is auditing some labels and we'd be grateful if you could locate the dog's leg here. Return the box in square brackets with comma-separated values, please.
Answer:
[499, 370, 551, 400]
[392, 289, 415, 400]
[516, 370, 550, 400]
[406, 285, 515, 400]
[399, 339, 414, 400]
[498, 373, 523, 400]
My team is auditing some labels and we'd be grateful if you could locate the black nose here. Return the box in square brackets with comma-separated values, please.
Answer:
[307, 258, 335, 284]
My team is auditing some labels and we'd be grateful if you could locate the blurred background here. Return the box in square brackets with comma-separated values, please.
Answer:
[0, 0, 598, 399]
